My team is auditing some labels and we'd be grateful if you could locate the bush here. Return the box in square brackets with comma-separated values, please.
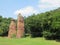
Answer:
[0, 30, 3, 36]
[43, 31, 56, 40]
[31, 32, 43, 38]
[56, 29, 60, 41]
[11, 34, 16, 38]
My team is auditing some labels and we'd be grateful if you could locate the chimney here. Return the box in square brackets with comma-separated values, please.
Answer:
[8, 19, 16, 38]
[16, 13, 24, 38]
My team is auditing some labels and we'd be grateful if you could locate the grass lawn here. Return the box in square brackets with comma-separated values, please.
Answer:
[0, 37, 60, 45]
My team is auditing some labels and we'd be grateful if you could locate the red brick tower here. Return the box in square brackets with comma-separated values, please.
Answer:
[16, 13, 24, 38]
[8, 19, 16, 38]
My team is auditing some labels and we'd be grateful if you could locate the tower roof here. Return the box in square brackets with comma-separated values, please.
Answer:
[11, 18, 15, 21]
[17, 13, 23, 19]
[18, 13, 23, 17]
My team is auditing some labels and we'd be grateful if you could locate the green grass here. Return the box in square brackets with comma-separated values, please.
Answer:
[0, 37, 60, 45]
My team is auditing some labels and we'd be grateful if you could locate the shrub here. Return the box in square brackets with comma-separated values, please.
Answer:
[56, 29, 60, 41]
[11, 34, 16, 38]
[43, 31, 56, 40]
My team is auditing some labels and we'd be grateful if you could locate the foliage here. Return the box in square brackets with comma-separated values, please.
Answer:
[0, 16, 11, 36]
[11, 34, 16, 38]
[24, 8, 60, 40]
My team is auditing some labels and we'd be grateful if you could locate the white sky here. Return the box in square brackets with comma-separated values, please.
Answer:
[15, 0, 60, 17]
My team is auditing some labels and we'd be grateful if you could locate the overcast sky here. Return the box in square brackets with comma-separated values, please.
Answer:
[0, 0, 60, 18]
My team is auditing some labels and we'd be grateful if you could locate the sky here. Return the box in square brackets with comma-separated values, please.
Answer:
[0, 0, 60, 19]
